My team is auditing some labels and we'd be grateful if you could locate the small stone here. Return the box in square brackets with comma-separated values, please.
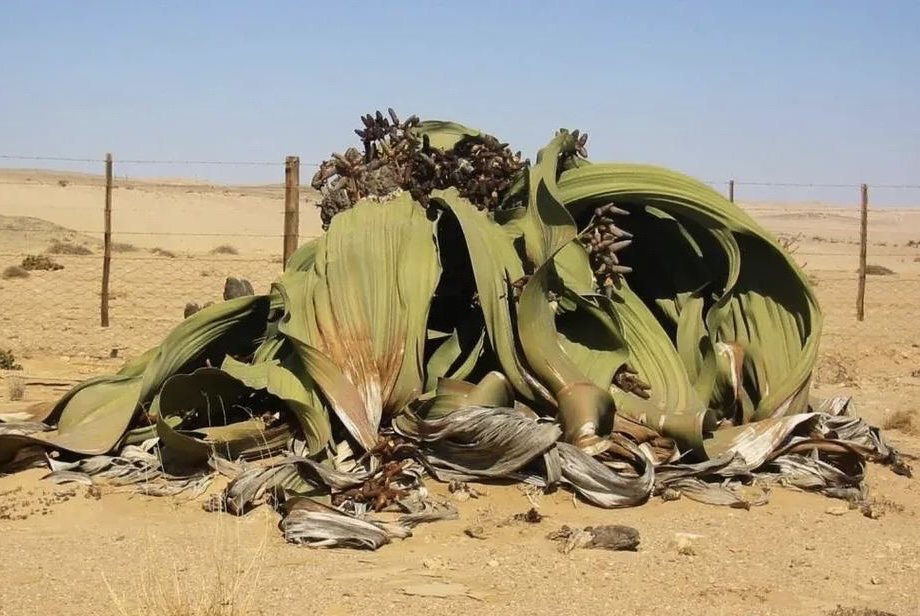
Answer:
[183, 302, 201, 318]
[660, 487, 681, 502]
[487, 559, 499, 568]
[464, 526, 487, 540]
[825, 505, 849, 516]
[870, 576, 882, 585]
[587, 525, 640, 551]
[223, 277, 254, 300]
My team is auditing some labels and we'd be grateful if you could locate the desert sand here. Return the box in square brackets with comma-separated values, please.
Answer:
[1, 169, 919, 616]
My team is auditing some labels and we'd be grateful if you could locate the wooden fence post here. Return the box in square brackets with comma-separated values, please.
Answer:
[283, 156, 300, 267]
[728, 179, 735, 203]
[101, 152, 113, 327]
[856, 183, 868, 321]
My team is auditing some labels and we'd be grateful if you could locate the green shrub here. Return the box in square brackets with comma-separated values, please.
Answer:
[0, 349, 23, 371]
[22, 255, 63, 271]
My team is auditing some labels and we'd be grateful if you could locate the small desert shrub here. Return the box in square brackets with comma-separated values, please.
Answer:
[57, 179, 69, 187]
[864, 264, 895, 276]
[47, 240, 92, 255]
[8, 376, 25, 401]
[210, 244, 239, 256]
[0, 349, 23, 371]
[906, 239, 919, 247]
[2, 265, 29, 280]
[151, 247, 177, 258]
[21, 255, 63, 271]
[112, 242, 139, 252]
[777, 233, 802, 255]
[882, 409, 918, 435]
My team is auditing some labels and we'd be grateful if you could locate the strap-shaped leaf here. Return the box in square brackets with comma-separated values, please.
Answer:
[276, 194, 441, 450]
[557, 163, 821, 447]
[429, 189, 547, 402]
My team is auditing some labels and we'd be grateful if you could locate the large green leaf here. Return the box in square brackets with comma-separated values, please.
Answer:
[277, 194, 441, 450]
[424, 323, 486, 390]
[221, 356, 332, 455]
[556, 163, 821, 448]
[36, 377, 145, 455]
[556, 292, 629, 392]
[516, 131, 618, 443]
[411, 120, 482, 152]
[0, 295, 270, 458]
[151, 365, 303, 466]
[429, 189, 547, 402]
[138, 294, 271, 403]
[607, 282, 713, 453]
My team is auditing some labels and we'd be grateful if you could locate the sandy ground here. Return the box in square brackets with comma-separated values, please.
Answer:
[1, 170, 920, 616]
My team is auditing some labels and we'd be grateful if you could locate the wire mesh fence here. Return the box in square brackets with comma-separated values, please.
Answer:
[0, 157, 323, 358]
[1, 153, 919, 361]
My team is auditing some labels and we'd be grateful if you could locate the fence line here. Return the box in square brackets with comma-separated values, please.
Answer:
[2, 150, 920, 358]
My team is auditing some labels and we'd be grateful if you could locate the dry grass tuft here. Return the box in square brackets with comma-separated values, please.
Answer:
[826, 606, 901, 616]
[48, 240, 93, 255]
[151, 247, 177, 259]
[104, 508, 266, 616]
[777, 232, 802, 255]
[210, 244, 239, 256]
[2, 265, 29, 280]
[112, 242, 139, 253]
[864, 264, 895, 276]
[8, 376, 25, 401]
[882, 409, 918, 435]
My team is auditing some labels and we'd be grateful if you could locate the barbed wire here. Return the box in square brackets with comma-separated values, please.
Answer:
[0, 181, 289, 192]
[117, 158, 282, 166]
[0, 153, 322, 168]
[0, 154, 103, 163]
[732, 180, 920, 190]
[2, 153, 920, 188]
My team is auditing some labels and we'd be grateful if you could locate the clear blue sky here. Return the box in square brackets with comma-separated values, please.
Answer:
[1, 1, 918, 204]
